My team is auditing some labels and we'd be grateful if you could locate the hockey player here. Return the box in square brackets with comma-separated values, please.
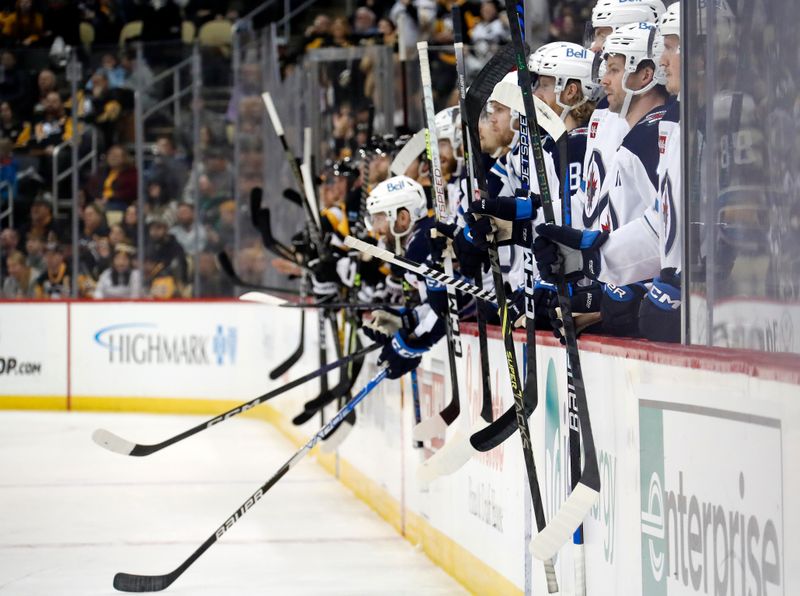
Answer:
[581, 0, 665, 231]
[534, 2, 683, 343]
[359, 175, 447, 379]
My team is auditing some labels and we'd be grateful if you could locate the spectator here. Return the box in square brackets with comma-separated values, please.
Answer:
[2, 249, 39, 298]
[120, 50, 156, 113]
[377, 17, 398, 48]
[85, 145, 138, 213]
[0, 226, 19, 276]
[353, 7, 378, 41]
[169, 201, 206, 255]
[88, 53, 126, 90]
[20, 198, 60, 243]
[140, 0, 182, 67]
[303, 14, 331, 51]
[195, 250, 232, 297]
[0, 51, 30, 110]
[205, 198, 235, 252]
[147, 135, 187, 202]
[108, 222, 128, 248]
[31, 69, 58, 121]
[329, 16, 353, 48]
[33, 241, 70, 299]
[22, 91, 74, 155]
[146, 215, 187, 285]
[183, 147, 233, 206]
[0, 137, 18, 206]
[84, 72, 124, 148]
[144, 246, 178, 299]
[2, 0, 46, 47]
[0, 100, 29, 146]
[24, 231, 44, 270]
[469, 1, 509, 46]
[121, 203, 137, 244]
[548, 4, 583, 45]
[94, 244, 140, 299]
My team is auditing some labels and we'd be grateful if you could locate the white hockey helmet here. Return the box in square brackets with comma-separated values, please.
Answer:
[365, 175, 428, 239]
[591, 0, 666, 29]
[487, 71, 567, 141]
[434, 106, 462, 154]
[659, 2, 680, 38]
[528, 42, 603, 120]
[603, 22, 666, 117]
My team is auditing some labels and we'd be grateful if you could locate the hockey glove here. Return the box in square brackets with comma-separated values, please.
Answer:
[533, 224, 608, 283]
[377, 331, 426, 380]
[468, 190, 540, 221]
[363, 309, 415, 344]
[600, 283, 647, 337]
[434, 222, 488, 279]
[639, 269, 681, 343]
[547, 282, 602, 344]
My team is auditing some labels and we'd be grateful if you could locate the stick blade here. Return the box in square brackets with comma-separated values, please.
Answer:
[411, 414, 447, 442]
[113, 571, 176, 592]
[238, 291, 286, 307]
[530, 483, 599, 561]
[416, 428, 477, 487]
[92, 428, 137, 456]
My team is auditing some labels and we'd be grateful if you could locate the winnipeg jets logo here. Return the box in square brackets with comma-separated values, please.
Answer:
[587, 172, 598, 210]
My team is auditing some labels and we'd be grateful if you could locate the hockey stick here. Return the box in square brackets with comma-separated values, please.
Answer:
[389, 128, 427, 176]
[415, 41, 462, 433]
[111, 368, 388, 592]
[92, 343, 380, 457]
[451, 6, 492, 428]
[344, 236, 496, 302]
[502, 0, 601, 562]
[215, 251, 299, 296]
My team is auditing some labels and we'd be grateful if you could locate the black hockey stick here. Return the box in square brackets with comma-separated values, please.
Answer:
[453, 5, 493, 425]
[91, 343, 380, 457]
[111, 368, 388, 592]
[215, 251, 299, 296]
[503, 0, 601, 561]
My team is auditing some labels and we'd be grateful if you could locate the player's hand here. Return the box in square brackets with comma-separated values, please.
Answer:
[533, 224, 608, 283]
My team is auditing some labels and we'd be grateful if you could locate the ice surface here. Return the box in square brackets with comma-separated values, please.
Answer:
[0, 411, 465, 595]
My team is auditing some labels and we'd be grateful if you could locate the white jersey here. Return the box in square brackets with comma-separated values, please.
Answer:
[580, 101, 630, 229]
[600, 100, 681, 285]
[593, 104, 666, 232]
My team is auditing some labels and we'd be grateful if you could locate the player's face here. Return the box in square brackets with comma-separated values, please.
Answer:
[590, 27, 613, 53]
[488, 102, 515, 146]
[601, 54, 627, 114]
[438, 139, 456, 178]
[661, 34, 681, 95]
[533, 75, 559, 113]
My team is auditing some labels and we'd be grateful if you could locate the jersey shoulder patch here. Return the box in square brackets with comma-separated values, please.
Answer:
[621, 106, 666, 190]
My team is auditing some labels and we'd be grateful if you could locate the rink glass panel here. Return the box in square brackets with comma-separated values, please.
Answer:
[684, 0, 800, 354]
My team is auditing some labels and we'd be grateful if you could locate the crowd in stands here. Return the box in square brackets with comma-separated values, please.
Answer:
[0, 0, 592, 301]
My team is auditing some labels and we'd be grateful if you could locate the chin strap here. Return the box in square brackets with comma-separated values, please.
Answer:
[619, 71, 659, 119]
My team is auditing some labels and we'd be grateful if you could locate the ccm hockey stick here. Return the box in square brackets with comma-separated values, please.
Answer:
[412, 41, 463, 440]
[344, 236, 496, 303]
[216, 251, 299, 296]
[111, 368, 388, 592]
[91, 343, 380, 457]
[503, 0, 601, 562]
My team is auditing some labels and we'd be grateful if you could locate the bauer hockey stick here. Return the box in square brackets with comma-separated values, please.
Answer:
[502, 0, 601, 562]
[111, 368, 388, 592]
[91, 343, 380, 457]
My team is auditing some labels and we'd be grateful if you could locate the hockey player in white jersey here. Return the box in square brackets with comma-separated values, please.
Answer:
[581, 0, 665, 230]
[534, 2, 683, 343]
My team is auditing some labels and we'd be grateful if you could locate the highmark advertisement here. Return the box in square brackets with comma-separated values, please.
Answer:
[639, 402, 783, 596]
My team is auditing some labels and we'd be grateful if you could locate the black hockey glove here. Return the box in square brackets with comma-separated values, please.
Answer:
[533, 224, 609, 283]
[639, 268, 681, 343]
[377, 330, 426, 380]
[434, 222, 488, 279]
[600, 283, 647, 337]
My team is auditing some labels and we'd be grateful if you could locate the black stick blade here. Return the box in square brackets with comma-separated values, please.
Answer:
[249, 187, 263, 228]
[113, 571, 176, 592]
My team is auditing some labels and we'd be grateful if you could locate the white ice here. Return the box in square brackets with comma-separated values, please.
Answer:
[0, 411, 465, 595]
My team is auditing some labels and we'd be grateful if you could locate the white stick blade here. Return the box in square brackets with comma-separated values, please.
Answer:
[319, 419, 354, 454]
[530, 483, 599, 560]
[416, 429, 476, 487]
[412, 414, 447, 442]
[92, 428, 136, 455]
[238, 291, 286, 307]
